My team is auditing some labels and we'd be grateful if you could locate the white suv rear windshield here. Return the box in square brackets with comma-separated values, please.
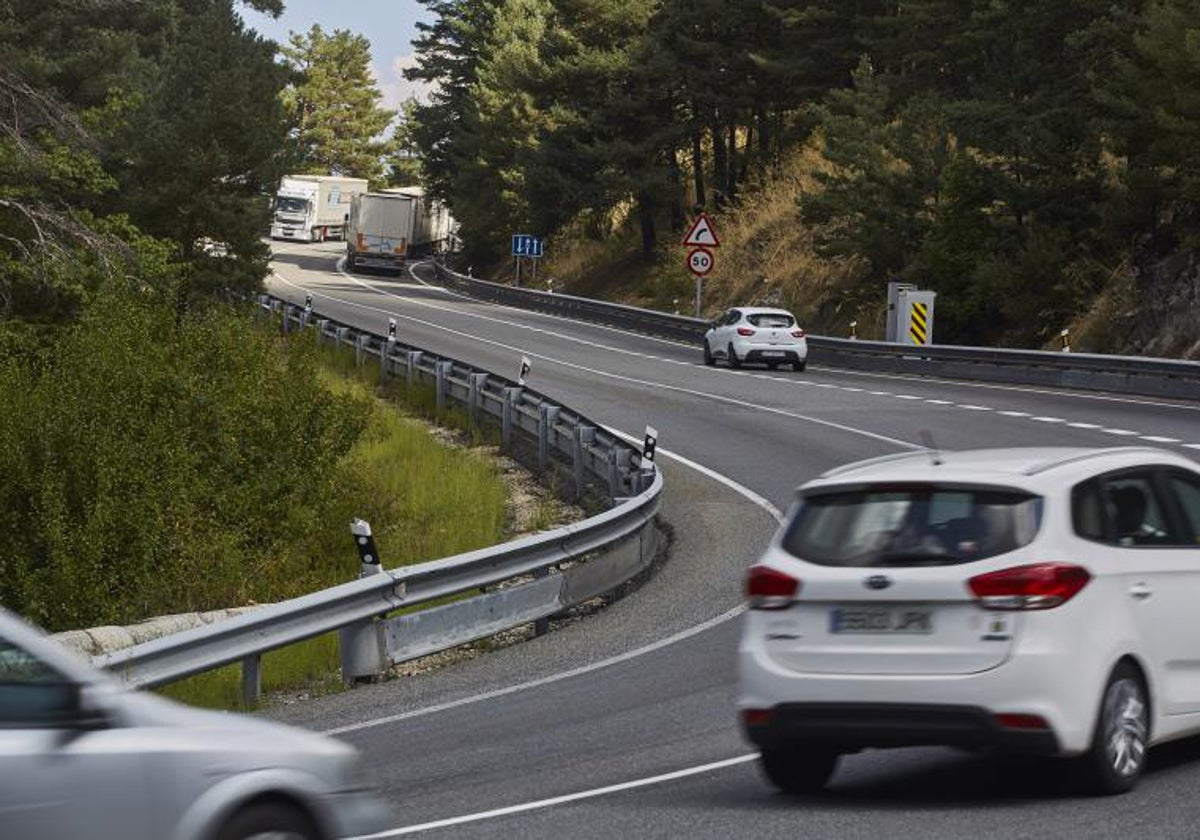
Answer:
[747, 313, 794, 328]
[782, 485, 1043, 567]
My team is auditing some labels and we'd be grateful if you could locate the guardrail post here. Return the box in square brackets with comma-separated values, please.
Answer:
[435, 361, 453, 410]
[316, 319, 329, 344]
[502, 388, 520, 450]
[340, 520, 387, 682]
[380, 338, 393, 382]
[573, 426, 595, 500]
[355, 334, 367, 367]
[469, 373, 488, 425]
[607, 448, 632, 498]
[282, 304, 295, 333]
[405, 351, 423, 387]
[241, 654, 261, 708]
[335, 326, 349, 347]
[538, 404, 560, 471]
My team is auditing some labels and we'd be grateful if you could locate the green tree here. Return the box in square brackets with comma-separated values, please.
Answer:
[386, 97, 425, 186]
[281, 25, 396, 182]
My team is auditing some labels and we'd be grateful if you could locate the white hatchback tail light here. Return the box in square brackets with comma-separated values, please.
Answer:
[746, 565, 800, 610]
[736, 327, 756, 336]
[968, 563, 1090, 611]
[791, 329, 806, 339]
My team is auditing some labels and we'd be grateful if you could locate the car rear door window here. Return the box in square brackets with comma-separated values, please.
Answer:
[1104, 474, 1174, 547]
[1167, 473, 1200, 546]
[782, 486, 1042, 567]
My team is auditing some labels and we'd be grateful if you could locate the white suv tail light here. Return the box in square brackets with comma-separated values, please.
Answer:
[746, 565, 800, 610]
[968, 563, 1090, 611]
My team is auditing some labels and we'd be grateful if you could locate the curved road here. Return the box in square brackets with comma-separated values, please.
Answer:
[263, 241, 1200, 839]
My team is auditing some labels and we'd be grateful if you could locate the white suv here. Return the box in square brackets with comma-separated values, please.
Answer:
[703, 307, 808, 371]
[738, 446, 1200, 796]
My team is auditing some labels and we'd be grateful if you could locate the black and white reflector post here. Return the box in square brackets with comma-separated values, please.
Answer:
[388, 317, 397, 340]
[643, 425, 658, 464]
[518, 354, 531, 386]
[304, 293, 313, 313]
[350, 518, 381, 578]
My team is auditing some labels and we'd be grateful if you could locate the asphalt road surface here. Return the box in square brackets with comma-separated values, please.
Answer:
[263, 240, 1200, 839]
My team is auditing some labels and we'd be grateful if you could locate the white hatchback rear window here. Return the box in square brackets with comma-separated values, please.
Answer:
[747, 314, 794, 328]
[782, 485, 1043, 567]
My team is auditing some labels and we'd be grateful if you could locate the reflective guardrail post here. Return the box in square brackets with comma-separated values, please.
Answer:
[340, 519, 387, 683]
[316, 319, 329, 344]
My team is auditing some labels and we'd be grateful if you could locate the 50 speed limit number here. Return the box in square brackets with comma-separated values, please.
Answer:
[687, 247, 714, 276]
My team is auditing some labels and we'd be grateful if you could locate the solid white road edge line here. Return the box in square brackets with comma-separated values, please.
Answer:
[352, 754, 760, 838]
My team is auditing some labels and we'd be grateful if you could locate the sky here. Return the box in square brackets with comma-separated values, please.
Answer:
[240, 0, 434, 111]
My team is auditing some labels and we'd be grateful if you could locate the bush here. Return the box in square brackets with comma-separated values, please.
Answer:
[0, 286, 368, 630]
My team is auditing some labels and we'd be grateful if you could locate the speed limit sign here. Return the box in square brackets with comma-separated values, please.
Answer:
[687, 247, 714, 276]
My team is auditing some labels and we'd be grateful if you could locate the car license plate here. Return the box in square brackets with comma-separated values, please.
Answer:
[762, 350, 785, 357]
[830, 607, 933, 634]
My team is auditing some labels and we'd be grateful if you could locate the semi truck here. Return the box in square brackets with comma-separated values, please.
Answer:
[345, 187, 456, 273]
[270, 175, 369, 243]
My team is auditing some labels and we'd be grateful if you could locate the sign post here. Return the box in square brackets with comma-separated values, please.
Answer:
[682, 214, 720, 318]
[511, 234, 545, 287]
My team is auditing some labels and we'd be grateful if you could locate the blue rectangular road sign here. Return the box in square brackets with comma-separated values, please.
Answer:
[511, 234, 544, 258]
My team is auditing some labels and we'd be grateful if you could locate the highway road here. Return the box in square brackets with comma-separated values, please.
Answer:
[263, 240, 1200, 839]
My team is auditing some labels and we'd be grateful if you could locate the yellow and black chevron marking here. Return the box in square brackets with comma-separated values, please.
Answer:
[909, 301, 929, 345]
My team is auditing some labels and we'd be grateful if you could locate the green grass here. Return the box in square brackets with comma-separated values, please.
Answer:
[156, 343, 511, 710]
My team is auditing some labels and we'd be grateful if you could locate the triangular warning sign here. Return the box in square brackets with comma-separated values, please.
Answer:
[682, 213, 720, 248]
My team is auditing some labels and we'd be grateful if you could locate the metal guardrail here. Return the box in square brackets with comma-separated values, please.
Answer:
[96, 295, 662, 703]
[431, 262, 1200, 401]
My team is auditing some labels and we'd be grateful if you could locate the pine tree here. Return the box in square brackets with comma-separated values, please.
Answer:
[281, 25, 396, 182]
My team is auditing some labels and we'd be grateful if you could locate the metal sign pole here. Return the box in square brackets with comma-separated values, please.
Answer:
[694, 276, 703, 318]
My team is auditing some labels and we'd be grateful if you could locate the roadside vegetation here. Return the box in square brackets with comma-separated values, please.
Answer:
[408, 1, 1200, 356]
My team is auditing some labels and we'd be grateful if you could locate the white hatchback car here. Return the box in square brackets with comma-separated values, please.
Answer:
[0, 607, 391, 839]
[739, 446, 1200, 796]
[703, 307, 808, 371]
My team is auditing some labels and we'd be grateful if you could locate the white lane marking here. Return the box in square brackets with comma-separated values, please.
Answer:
[1141, 435, 1181, 444]
[894, 394, 919, 400]
[957, 404, 992, 411]
[1068, 422, 1102, 429]
[925, 399, 953, 405]
[355, 754, 759, 837]
[272, 271, 922, 452]
[1030, 416, 1066, 423]
[1103, 428, 1140, 436]
[1186, 444, 1200, 450]
[867, 391, 891, 396]
[999, 411, 1031, 418]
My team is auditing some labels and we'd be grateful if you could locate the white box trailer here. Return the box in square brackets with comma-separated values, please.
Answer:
[270, 175, 369, 243]
[346, 187, 456, 273]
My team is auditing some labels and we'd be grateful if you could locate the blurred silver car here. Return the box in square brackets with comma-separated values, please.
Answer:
[703, 307, 808, 371]
[0, 607, 390, 840]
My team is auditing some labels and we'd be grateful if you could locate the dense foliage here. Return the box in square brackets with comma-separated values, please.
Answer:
[407, 0, 1200, 348]
[0, 296, 368, 630]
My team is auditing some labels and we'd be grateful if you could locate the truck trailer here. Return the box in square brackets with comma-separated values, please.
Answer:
[345, 187, 456, 273]
[270, 175, 369, 243]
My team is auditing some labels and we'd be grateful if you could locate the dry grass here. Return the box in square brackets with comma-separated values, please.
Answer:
[542, 143, 872, 334]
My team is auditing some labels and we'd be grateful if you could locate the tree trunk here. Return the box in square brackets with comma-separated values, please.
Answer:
[691, 125, 706, 210]
[710, 117, 727, 205]
[637, 190, 657, 262]
[726, 122, 738, 199]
